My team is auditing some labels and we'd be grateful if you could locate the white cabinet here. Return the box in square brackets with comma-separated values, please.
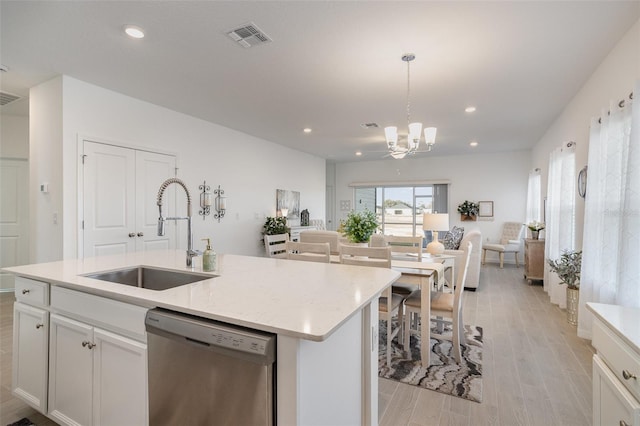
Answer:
[48, 314, 148, 426]
[12, 276, 50, 414]
[289, 226, 317, 242]
[12, 302, 49, 413]
[48, 286, 148, 426]
[591, 309, 640, 426]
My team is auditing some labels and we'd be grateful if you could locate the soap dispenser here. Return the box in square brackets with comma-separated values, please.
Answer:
[201, 238, 216, 272]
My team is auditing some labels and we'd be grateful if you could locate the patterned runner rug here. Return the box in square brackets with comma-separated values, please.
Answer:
[378, 320, 483, 403]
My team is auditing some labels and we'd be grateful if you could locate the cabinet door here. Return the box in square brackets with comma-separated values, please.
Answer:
[12, 302, 48, 413]
[49, 314, 93, 426]
[93, 328, 148, 426]
[593, 355, 640, 426]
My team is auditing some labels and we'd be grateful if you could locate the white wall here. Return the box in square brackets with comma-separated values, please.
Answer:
[30, 75, 326, 261]
[333, 150, 531, 263]
[30, 78, 64, 263]
[532, 18, 640, 248]
[1, 113, 29, 159]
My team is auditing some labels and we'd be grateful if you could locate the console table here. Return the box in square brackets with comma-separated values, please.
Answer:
[524, 238, 544, 283]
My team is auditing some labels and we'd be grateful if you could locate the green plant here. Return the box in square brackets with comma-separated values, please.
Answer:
[547, 250, 582, 289]
[262, 216, 289, 236]
[342, 210, 379, 243]
[457, 200, 479, 217]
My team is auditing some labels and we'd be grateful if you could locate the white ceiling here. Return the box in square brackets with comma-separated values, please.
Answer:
[1, 1, 638, 162]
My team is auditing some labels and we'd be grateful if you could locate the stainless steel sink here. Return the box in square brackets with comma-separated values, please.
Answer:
[84, 266, 212, 291]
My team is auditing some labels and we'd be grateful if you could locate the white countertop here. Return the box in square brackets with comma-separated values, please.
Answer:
[587, 302, 640, 355]
[4, 250, 400, 342]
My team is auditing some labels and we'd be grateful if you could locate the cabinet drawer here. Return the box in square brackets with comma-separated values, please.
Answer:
[593, 355, 640, 426]
[50, 286, 148, 342]
[594, 318, 640, 402]
[15, 276, 49, 307]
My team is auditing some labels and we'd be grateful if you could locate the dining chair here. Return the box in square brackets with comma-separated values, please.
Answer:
[370, 235, 424, 297]
[299, 230, 341, 254]
[403, 241, 473, 364]
[285, 241, 330, 263]
[264, 233, 289, 258]
[339, 245, 402, 367]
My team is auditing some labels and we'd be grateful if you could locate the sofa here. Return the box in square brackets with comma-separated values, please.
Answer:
[443, 229, 482, 290]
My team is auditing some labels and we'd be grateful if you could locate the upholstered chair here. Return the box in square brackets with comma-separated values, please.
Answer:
[482, 222, 524, 268]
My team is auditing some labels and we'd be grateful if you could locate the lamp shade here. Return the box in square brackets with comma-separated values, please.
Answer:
[422, 213, 449, 231]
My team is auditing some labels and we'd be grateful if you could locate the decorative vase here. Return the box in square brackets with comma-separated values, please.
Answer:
[566, 287, 579, 326]
[531, 230, 539, 240]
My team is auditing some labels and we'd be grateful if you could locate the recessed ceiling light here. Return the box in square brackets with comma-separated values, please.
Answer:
[124, 25, 145, 39]
[303, 128, 312, 133]
[470, 141, 479, 147]
[465, 106, 476, 113]
[355, 151, 362, 156]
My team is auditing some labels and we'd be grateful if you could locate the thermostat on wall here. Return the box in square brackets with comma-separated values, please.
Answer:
[40, 183, 49, 193]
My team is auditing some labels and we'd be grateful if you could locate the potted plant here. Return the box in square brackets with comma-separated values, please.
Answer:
[457, 200, 479, 221]
[341, 210, 379, 244]
[261, 216, 290, 245]
[526, 221, 545, 240]
[547, 250, 582, 325]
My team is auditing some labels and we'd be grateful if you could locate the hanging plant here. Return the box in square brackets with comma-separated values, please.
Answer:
[457, 200, 479, 221]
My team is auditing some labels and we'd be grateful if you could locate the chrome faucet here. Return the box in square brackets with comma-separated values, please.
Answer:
[157, 178, 197, 267]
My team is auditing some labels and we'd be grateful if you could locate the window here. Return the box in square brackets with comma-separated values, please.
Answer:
[354, 184, 448, 237]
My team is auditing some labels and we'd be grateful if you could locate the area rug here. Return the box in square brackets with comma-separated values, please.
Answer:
[7, 418, 35, 426]
[378, 320, 483, 403]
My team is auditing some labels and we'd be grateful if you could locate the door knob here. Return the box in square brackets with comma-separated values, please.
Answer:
[137, 232, 144, 237]
[128, 232, 136, 238]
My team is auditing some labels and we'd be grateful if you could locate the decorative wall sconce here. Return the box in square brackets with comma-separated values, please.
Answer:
[214, 185, 226, 222]
[199, 181, 212, 219]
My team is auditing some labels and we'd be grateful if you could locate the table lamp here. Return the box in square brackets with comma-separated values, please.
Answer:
[423, 213, 450, 256]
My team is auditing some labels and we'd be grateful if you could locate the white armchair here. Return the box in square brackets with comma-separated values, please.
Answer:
[482, 222, 524, 268]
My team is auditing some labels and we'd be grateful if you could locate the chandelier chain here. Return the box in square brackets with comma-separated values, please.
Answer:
[406, 58, 411, 127]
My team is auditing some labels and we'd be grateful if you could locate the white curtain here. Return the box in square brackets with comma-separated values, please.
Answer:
[525, 169, 542, 225]
[578, 83, 639, 339]
[544, 143, 576, 308]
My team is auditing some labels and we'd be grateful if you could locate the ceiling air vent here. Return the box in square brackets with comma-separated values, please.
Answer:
[226, 22, 272, 48]
[0, 91, 21, 106]
[360, 123, 379, 129]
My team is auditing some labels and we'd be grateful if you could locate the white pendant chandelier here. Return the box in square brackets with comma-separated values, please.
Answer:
[385, 53, 437, 159]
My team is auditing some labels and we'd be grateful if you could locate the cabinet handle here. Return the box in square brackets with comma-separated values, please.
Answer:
[128, 232, 136, 238]
[137, 232, 144, 237]
[36, 323, 44, 329]
[622, 370, 637, 380]
[21, 289, 30, 294]
[82, 341, 96, 349]
[620, 421, 629, 426]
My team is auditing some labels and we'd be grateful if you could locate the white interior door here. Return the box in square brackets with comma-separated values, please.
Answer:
[135, 150, 176, 251]
[0, 159, 29, 291]
[82, 141, 176, 258]
[83, 142, 137, 257]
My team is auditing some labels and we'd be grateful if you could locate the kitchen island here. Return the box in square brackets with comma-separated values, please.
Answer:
[5, 249, 400, 425]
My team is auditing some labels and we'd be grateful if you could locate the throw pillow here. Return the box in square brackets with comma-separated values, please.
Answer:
[442, 226, 464, 250]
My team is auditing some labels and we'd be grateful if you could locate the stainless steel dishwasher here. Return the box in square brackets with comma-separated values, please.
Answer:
[145, 308, 276, 425]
